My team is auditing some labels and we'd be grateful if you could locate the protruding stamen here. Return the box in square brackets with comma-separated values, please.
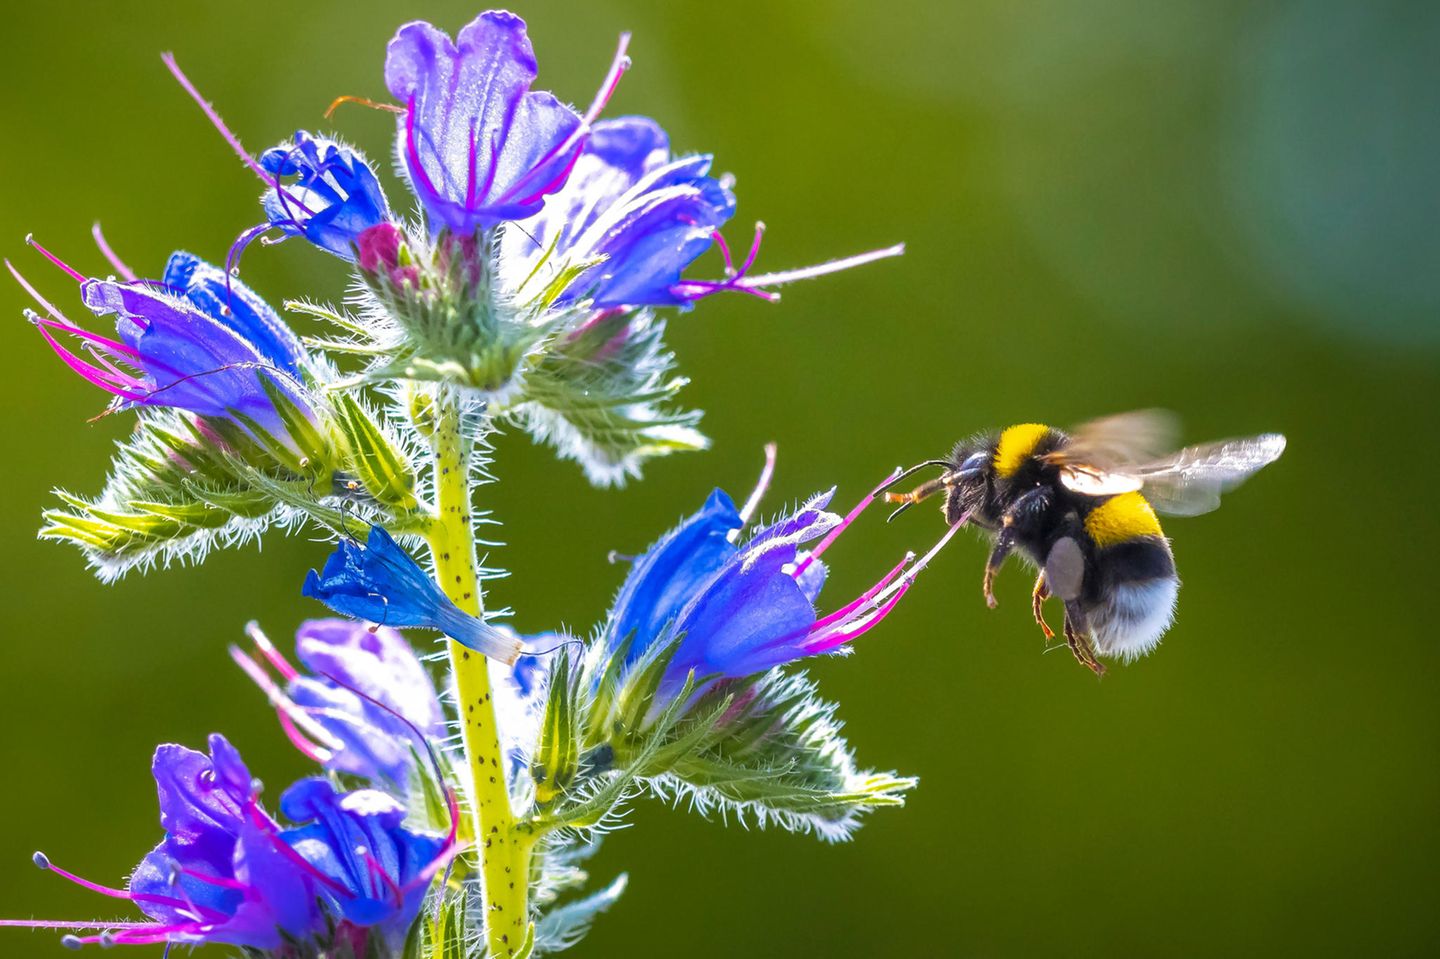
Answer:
[161, 54, 270, 182]
[742, 242, 906, 289]
[607, 551, 636, 564]
[90, 224, 137, 282]
[228, 645, 344, 752]
[245, 621, 298, 681]
[26, 235, 85, 283]
[583, 32, 632, 126]
[730, 442, 778, 543]
[793, 466, 904, 578]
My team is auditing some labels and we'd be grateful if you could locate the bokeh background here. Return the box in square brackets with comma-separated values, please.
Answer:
[2, 1, 1437, 956]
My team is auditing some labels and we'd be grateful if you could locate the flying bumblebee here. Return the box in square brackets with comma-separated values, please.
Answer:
[884, 411, 1285, 675]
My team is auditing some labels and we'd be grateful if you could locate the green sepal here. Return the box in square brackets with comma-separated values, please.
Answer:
[532, 653, 579, 807]
[332, 392, 419, 510]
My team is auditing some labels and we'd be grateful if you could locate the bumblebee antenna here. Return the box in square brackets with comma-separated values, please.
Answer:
[879, 459, 953, 492]
[883, 474, 954, 522]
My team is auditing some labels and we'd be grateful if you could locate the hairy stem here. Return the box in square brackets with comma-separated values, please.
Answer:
[425, 388, 533, 957]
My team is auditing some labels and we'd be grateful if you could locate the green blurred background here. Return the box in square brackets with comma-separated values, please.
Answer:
[2, 1, 1437, 955]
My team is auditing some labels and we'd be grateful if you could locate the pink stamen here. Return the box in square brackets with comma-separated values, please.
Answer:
[33, 324, 148, 400]
[494, 31, 630, 212]
[730, 442, 778, 544]
[0, 920, 155, 930]
[808, 552, 913, 636]
[737, 221, 765, 276]
[793, 466, 904, 578]
[246, 621, 298, 681]
[359, 849, 405, 907]
[229, 646, 343, 753]
[276, 711, 333, 765]
[33, 854, 211, 919]
[31, 313, 142, 359]
[25, 235, 85, 283]
[6, 259, 70, 321]
[245, 802, 350, 895]
[805, 582, 912, 654]
[91, 223, 137, 282]
[863, 514, 969, 611]
[711, 229, 736, 275]
[583, 33, 632, 126]
[162, 54, 270, 182]
[742, 242, 906, 289]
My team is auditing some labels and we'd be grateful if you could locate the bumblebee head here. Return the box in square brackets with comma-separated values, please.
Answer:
[884, 435, 999, 525]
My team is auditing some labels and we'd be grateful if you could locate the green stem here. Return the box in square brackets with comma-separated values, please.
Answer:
[425, 388, 533, 957]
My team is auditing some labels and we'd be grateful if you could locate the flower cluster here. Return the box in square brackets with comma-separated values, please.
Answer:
[8, 8, 925, 959]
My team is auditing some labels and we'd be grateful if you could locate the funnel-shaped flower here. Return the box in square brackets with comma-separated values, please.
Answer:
[302, 526, 523, 664]
[605, 461, 962, 700]
[258, 131, 391, 261]
[505, 116, 736, 308]
[385, 11, 628, 234]
[279, 778, 447, 944]
[233, 619, 445, 785]
[15, 246, 316, 448]
[10, 734, 449, 951]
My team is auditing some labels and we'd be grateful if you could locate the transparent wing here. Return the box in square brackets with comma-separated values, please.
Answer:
[1131, 433, 1288, 516]
[1048, 409, 1180, 473]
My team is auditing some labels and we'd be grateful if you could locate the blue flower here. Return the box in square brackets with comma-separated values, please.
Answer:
[506, 116, 737, 308]
[16, 245, 315, 447]
[258, 131, 391, 261]
[17, 734, 449, 951]
[233, 619, 445, 785]
[605, 463, 960, 700]
[302, 526, 523, 664]
[385, 10, 627, 235]
[278, 778, 447, 945]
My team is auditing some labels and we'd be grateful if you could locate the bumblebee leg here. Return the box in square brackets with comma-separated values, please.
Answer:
[1062, 601, 1106, 677]
[1031, 573, 1054, 640]
[982, 534, 1014, 609]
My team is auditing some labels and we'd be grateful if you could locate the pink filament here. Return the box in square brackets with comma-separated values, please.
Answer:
[792, 465, 904, 578]
[742, 242, 906, 289]
[731, 442, 779, 542]
[91, 223, 138, 281]
[161, 54, 269, 182]
[26, 236, 85, 283]
[245, 621, 298, 681]
[583, 33, 632, 125]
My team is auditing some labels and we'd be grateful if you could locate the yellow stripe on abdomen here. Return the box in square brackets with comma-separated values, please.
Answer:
[994, 423, 1050, 478]
[1084, 491, 1165, 547]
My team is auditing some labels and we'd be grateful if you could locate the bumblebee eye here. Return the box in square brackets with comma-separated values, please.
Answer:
[957, 451, 989, 475]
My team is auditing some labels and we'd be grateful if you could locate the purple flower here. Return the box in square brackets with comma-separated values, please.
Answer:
[303, 526, 523, 664]
[605, 453, 963, 699]
[232, 619, 446, 785]
[278, 778, 447, 945]
[385, 10, 629, 235]
[11, 734, 449, 951]
[504, 116, 737, 308]
[12, 243, 315, 446]
[258, 131, 392, 261]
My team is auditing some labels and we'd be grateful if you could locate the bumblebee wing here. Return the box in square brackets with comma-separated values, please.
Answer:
[1133, 433, 1287, 516]
[1049, 409, 1180, 472]
[1052, 410, 1178, 498]
[1058, 464, 1145, 497]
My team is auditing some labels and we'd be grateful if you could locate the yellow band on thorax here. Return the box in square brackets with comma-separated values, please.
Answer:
[994, 423, 1050, 478]
[1084, 491, 1165, 547]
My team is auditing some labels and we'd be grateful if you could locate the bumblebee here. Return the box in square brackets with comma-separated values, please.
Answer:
[885, 411, 1285, 675]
